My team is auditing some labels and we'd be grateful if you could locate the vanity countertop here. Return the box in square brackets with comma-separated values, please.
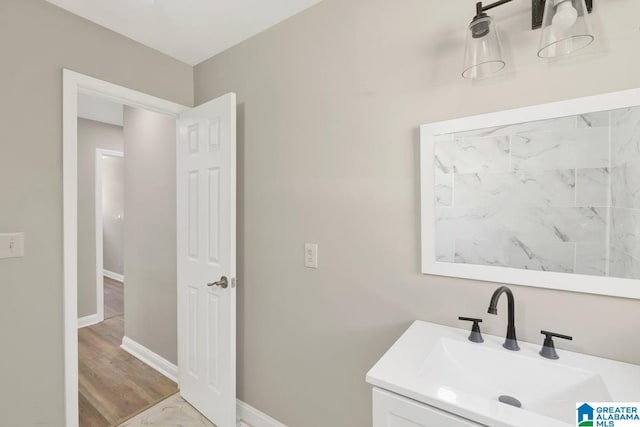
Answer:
[366, 321, 640, 427]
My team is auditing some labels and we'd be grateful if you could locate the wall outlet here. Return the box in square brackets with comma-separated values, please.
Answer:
[304, 243, 318, 269]
[0, 233, 25, 259]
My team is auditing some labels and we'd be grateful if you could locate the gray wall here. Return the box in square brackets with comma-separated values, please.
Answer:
[0, 0, 192, 424]
[123, 106, 178, 364]
[102, 155, 124, 276]
[77, 118, 124, 317]
[194, 0, 640, 426]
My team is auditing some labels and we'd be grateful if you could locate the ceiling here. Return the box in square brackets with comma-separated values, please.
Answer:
[44, 0, 323, 65]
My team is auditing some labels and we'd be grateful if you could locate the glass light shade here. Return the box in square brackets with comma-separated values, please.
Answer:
[462, 16, 505, 80]
[537, 0, 594, 58]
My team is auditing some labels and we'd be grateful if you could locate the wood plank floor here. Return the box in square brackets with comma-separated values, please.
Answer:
[104, 277, 124, 319]
[79, 278, 177, 427]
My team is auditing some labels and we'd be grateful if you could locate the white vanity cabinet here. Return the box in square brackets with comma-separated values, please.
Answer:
[372, 388, 484, 427]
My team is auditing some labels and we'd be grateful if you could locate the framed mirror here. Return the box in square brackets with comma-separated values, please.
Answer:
[421, 89, 640, 299]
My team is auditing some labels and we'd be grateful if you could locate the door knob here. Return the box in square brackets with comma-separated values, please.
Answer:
[207, 276, 228, 289]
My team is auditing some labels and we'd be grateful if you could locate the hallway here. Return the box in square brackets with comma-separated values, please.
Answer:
[78, 278, 177, 426]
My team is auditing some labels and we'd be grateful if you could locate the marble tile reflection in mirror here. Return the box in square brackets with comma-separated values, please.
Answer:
[434, 108, 640, 280]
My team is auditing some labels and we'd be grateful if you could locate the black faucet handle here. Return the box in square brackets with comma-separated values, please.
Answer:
[458, 316, 484, 343]
[539, 330, 573, 360]
[459, 316, 483, 323]
[541, 330, 573, 341]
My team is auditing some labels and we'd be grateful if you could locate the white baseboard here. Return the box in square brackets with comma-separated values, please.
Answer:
[237, 400, 287, 427]
[121, 336, 178, 383]
[78, 313, 102, 328]
[104, 269, 124, 282]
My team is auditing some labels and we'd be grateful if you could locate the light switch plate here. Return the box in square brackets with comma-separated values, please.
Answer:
[304, 243, 318, 269]
[0, 233, 25, 259]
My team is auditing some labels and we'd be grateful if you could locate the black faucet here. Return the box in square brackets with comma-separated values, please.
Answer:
[488, 286, 519, 351]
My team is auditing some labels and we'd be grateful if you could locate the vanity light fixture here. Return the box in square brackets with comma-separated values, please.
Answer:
[462, 1, 509, 80]
[536, 0, 595, 58]
[462, 0, 595, 79]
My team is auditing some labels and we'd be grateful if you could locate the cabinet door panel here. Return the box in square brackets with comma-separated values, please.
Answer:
[372, 388, 484, 427]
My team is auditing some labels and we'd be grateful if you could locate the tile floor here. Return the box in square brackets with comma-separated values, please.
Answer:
[118, 393, 216, 426]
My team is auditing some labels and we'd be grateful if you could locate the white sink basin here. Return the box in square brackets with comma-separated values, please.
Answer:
[366, 321, 640, 427]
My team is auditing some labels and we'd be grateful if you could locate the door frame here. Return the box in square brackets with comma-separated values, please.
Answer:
[95, 148, 125, 324]
[62, 69, 187, 427]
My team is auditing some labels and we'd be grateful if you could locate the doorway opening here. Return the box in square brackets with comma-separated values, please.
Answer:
[75, 92, 178, 426]
[64, 70, 238, 427]
[97, 149, 125, 321]
[63, 70, 186, 427]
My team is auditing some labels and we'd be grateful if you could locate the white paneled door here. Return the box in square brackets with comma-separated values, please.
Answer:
[177, 93, 236, 427]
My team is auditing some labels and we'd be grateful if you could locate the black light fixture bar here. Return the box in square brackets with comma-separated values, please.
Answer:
[470, 0, 514, 38]
[480, 0, 514, 13]
[474, 0, 514, 18]
[532, 0, 594, 29]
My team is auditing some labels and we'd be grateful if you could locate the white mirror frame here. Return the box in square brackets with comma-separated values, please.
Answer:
[421, 88, 640, 300]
